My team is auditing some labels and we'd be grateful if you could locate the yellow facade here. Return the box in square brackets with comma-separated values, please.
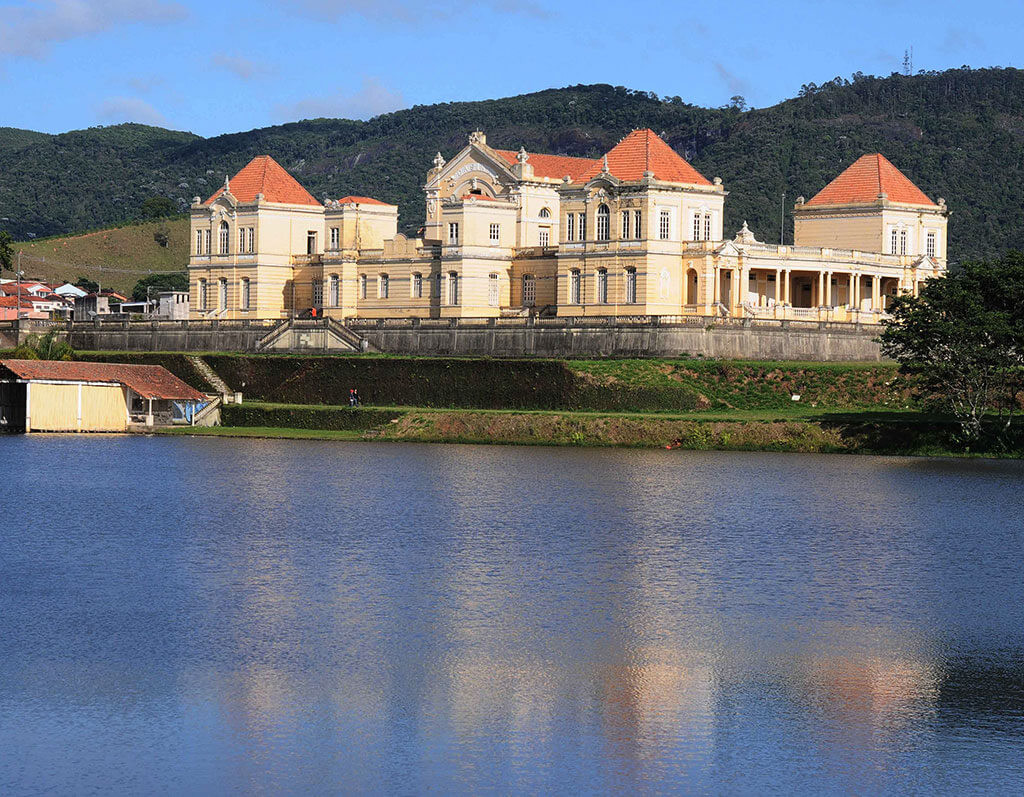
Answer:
[27, 382, 128, 432]
[187, 133, 950, 324]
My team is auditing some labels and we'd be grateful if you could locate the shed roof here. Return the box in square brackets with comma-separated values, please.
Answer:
[0, 360, 207, 401]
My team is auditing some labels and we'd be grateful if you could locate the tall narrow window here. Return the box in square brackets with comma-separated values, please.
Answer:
[523, 274, 536, 307]
[566, 213, 575, 242]
[195, 229, 203, 255]
[204, 229, 211, 255]
[412, 273, 423, 299]
[489, 223, 500, 244]
[238, 227, 246, 253]
[219, 221, 229, 254]
[240, 278, 250, 310]
[330, 227, 340, 249]
[435, 272, 443, 298]
[596, 204, 610, 241]
[704, 213, 712, 241]
[488, 273, 499, 307]
[578, 212, 586, 241]
[890, 228, 899, 254]
[693, 213, 702, 241]
[447, 272, 459, 305]
[379, 274, 389, 299]
[198, 279, 208, 310]
[306, 231, 317, 255]
[312, 279, 323, 306]
[625, 268, 637, 303]
[539, 228, 550, 247]
[247, 227, 255, 253]
[218, 278, 227, 309]
[596, 268, 608, 303]
[900, 229, 907, 255]
[621, 210, 631, 239]
[359, 274, 367, 300]
[448, 222, 459, 244]
[634, 210, 642, 239]
[329, 274, 339, 306]
[659, 210, 671, 241]
[570, 269, 581, 304]
[926, 231, 936, 259]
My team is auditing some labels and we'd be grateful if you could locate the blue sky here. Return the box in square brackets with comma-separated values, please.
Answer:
[1, 0, 1021, 138]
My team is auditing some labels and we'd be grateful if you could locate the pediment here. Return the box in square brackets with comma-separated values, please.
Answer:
[715, 241, 741, 256]
[428, 145, 516, 190]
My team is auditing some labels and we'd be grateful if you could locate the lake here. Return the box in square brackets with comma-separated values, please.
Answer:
[2, 436, 1024, 793]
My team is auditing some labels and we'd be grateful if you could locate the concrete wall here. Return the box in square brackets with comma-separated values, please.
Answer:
[62, 317, 884, 361]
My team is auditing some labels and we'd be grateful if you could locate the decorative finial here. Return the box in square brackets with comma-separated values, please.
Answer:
[517, 146, 529, 165]
[433, 152, 445, 170]
[602, 154, 609, 173]
[224, 175, 230, 192]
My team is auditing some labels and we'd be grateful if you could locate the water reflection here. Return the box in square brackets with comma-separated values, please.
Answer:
[2, 438, 1024, 792]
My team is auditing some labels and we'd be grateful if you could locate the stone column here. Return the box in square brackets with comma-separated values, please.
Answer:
[713, 266, 720, 305]
[817, 272, 825, 307]
[740, 267, 749, 307]
[733, 268, 741, 310]
[782, 270, 790, 304]
[774, 268, 781, 305]
[825, 271, 832, 306]
[872, 274, 880, 311]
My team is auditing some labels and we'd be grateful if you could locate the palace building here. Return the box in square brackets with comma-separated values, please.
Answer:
[188, 130, 948, 323]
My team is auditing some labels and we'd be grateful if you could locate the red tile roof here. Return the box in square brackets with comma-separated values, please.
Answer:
[493, 149, 598, 181]
[205, 155, 321, 207]
[0, 297, 35, 308]
[806, 153, 936, 207]
[333, 195, 395, 206]
[0, 360, 207, 401]
[582, 129, 712, 185]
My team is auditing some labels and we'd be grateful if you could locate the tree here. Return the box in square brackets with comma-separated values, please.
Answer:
[131, 271, 188, 302]
[74, 276, 99, 292]
[12, 330, 74, 361]
[880, 253, 1024, 446]
[729, 96, 748, 112]
[0, 231, 13, 275]
[140, 196, 177, 219]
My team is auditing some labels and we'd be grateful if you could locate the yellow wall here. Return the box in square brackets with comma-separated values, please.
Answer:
[28, 382, 127, 432]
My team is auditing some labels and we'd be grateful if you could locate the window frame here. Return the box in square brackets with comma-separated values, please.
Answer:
[596, 268, 608, 303]
[488, 273, 500, 307]
[596, 204, 610, 241]
[569, 269, 581, 304]
[625, 267, 637, 303]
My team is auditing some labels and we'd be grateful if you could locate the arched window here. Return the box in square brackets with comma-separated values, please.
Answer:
[218, 221, 229, 254]
[488, 273, 499, 307]
[539, 207, 551, 218]
[569, 269, 581, 304]
[596, 268, 608, 304]
[523, 274, 536, 307]
[596, 204, 610, 241]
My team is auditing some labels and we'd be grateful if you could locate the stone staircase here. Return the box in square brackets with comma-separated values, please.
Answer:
[188, 356, 233, 398]
[256, 318, 371, 352]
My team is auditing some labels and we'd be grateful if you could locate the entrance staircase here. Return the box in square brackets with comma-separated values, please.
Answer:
[255, 318, 373, 352]
[188, 356, 232, 397]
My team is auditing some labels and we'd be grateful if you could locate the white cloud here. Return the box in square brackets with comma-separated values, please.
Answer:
[210, 54, 269, 81]
[290, 0, 547, 23]
[277, 77, 406, 121]
[0, 0, 187, 59]
[96, 96, 169, 127]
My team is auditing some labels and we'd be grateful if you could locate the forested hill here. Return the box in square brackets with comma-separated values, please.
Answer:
[3, 66, 1024, 262]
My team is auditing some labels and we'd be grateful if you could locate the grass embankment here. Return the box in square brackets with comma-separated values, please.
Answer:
[14, 218, 188, 293]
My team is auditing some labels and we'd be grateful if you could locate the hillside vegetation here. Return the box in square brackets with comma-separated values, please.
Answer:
[3, 67, 1023, 263]
[12, 218, 188, 293]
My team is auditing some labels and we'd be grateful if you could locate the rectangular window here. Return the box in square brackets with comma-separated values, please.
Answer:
[488, 273, 499, 307]
[578, 212, 586, 241]
[625, 268, 637, 303]
[359, 274, 367, 300]
[900, 229, 907, 255]
[312, 279, 323, 306]
[435, 273, 443, 298]
[596, 209, 609, 241]
[891, 228, 899, 254]
[693, 214, 701, 241]
[659, 210, 671, 241]
[198, 279, 207, 310]
[240, 278, 250, 309]
[379, 274, 389, 299]
[330, 227, 340, 249]
[247, 227, 255, 253]
[329, 274, 339, 306]
[538, 228, 550, 247]
[523, 275, 536, 307]
[219, 224, 229, 255]
[195, 229, 203, 255]
[489, 223, 500, 243]
[448, 273, 459, 305]
[412, 273, 422, 299]
[566, 213, 575, 242]
[634, 210, 642, 240]
[238, 227, 246, 253]
[218, 278, 227, 310]
[448, 222, 459, 244]
[926, 231, 936, 259]
[203, 229, 211, 255]
[570, 270, 581, 304]
[704, 213, 711, 241]
[307, 231, 317, 255]
[597, 269, 608, 303]
[622, 210, 631, 239]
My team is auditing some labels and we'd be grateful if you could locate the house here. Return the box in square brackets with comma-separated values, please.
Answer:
[74, 294, 112, 319]
[0, 296, 48, 321]
[0, 359, 209, 433]
[187, 132, 949, 323]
